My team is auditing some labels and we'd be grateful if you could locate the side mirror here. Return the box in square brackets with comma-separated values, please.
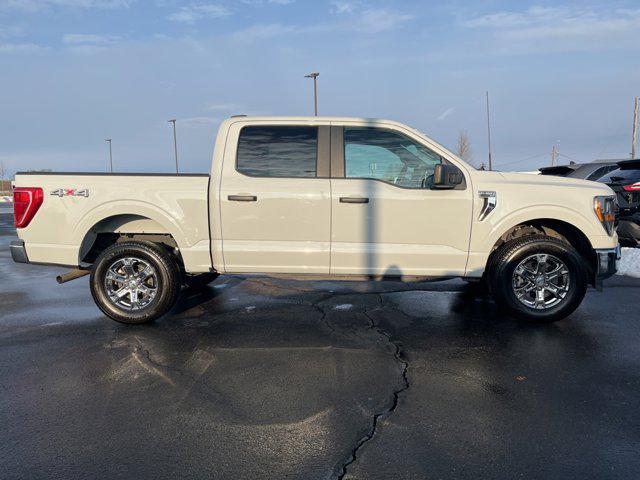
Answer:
[432, 163, 464, 190]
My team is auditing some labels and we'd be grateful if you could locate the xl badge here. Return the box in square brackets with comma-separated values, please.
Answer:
[51, 188, 90, 198]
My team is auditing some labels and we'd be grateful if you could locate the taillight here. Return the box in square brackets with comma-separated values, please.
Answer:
[623, 182, 640, 192]
[13, 187, 44, 228]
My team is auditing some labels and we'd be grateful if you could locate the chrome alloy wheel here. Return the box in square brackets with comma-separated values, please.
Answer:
[512, 253, 570, 310]
[104, 257, 158, 311]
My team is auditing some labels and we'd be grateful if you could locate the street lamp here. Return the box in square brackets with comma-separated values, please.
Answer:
[304, 72, 319, 116]
[168, 119, 179, 174]
[105, 139, 113, 172]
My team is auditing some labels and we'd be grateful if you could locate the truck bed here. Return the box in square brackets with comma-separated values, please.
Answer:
[13, 172, 212, 272]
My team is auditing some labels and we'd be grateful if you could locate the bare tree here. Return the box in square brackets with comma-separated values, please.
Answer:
[456, 130, 473, 163]
[0, 161, 5, 193]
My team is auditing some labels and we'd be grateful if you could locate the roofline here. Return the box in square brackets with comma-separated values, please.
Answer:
[225, 115, 400, 123]
[594, 158, 635, 162]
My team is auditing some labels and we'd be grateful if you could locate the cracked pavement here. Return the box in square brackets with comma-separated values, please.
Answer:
[2, 210, 640, 479]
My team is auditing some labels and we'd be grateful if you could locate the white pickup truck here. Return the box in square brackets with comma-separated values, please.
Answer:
[11, 116, 620, 324]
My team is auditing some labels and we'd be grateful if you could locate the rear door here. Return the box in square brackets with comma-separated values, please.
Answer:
[329, 124, 473, 277]
[219, 122, 332, 273]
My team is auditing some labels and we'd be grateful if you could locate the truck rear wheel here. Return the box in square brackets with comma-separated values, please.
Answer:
[90, 241, 181, 324]
[489, 235, 588, 323]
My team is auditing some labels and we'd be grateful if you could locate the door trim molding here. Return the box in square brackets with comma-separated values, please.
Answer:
[330, 126, 345, 178]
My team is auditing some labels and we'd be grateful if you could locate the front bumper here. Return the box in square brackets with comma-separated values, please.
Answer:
[10, 240, 29, 264]
[594, 245, 621, 290]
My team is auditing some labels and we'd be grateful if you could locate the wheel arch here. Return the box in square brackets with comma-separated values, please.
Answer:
[75, 203, 188, 265]
[485, 206, 599, 250]
[486, 218, 596, 280]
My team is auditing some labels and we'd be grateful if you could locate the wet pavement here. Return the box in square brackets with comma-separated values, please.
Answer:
[1, 211, 639, 479]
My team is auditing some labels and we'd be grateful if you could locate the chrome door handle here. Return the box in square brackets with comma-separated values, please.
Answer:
[228, 195, 257, 202]
[340, 197, 369, 204]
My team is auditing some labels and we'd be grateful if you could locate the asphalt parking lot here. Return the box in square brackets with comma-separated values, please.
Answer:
[1, 209, 640, 480]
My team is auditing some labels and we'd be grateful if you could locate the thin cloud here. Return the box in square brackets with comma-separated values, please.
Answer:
[231, 23, 299, 41]
[437, 107, 455, 121]
[240, 0, 295, 4]
[167, 3, 231, 24]
[330, 2, 414, 33]
[63, 33, 120, 44]
[62, 33, 121, 53]
[231, 5, 413, 42]
[463, 6, 640, 42]
[330, 1, 359, 15]
[0, 42, 49, 54]
[355, 8, 414, 33]
[0, 0, 132, 13]
[0, 25, 25, 38]
[208, 103, 241, 111]
[180, 116, 219, 127]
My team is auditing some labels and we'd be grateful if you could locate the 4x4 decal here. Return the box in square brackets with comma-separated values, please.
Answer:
[50, 188, 90, 198]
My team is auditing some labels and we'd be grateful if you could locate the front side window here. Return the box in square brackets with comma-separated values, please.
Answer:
[344, 127, 442, 188]
[237, 126, 318, 178]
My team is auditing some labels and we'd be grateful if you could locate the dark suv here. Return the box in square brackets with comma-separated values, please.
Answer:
[539, 160, 619, 180]
[597, 160, 640, 247]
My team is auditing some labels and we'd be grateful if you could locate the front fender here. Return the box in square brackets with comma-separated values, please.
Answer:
[465, 204, 615, 277]
[481, 204, 601, 252]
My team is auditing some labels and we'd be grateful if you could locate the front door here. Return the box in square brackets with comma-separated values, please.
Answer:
[220, 123, 331, 274]
[330, 125, 473, 277]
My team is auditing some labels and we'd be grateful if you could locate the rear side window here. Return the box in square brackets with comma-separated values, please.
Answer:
[237, 126, 318, 178]
[586, 165, 617, 181]
[598, 168, 640, 184]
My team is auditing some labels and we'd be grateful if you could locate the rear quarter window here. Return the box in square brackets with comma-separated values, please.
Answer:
[598, 168, 640, 183]
[586, 165, 618, 181]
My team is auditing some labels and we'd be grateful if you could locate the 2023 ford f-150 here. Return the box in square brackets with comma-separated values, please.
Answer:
[10, 116, 620, 324]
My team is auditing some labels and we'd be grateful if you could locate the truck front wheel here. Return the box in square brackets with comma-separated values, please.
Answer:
[90, 241, 181, 324]
[489, 235, 588, 323]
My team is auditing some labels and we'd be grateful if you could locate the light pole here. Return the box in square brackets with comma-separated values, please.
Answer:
[105, 138, 113, 172]
[485, 91, 493, 171]
[168, 119, 179, 174]
[304, 72, 319, 116]
[632, 96, 638, 160]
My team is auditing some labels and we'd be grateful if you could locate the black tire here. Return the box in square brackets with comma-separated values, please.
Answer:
[488, 235, 588, 323]
[90, 241, 181, 324]
[184, 272, 219, 289]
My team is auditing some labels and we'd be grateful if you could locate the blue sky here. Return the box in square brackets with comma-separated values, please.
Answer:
[1, 0, 639, 175]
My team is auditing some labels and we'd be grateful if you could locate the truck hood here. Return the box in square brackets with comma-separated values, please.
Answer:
[487, 171, 615, 196]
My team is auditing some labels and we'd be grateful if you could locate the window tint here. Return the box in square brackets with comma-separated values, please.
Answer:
[598, 168, 640, 184]
[344, 127, 442, 188]
[237, 126, 317, 178]
[586, 165, 617, 181]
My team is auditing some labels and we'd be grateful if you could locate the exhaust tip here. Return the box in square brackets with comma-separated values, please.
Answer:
[56, 269, 90, 284]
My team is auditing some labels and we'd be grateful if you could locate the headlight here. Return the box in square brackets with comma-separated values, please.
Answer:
[594, 195, 616, 236]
